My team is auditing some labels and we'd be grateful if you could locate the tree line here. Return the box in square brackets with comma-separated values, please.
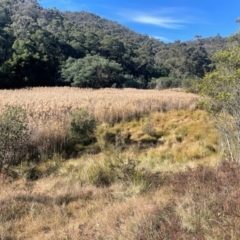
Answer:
[0, 0, 226, 89]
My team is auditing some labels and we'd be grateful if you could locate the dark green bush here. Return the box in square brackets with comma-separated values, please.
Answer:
[0, 105, 29, 172]
[68, 109, 97, 145]
[149, 77, 182, 90]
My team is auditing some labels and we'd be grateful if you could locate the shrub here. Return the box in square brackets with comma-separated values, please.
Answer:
[198, 33, 240, 161]
[122, 75, 140, 88]
[68, 109, 96, 145]
[0, 105, 29, 172]
[142, 117, 154, 136]
[182, 78, 201, 93]
[149, 77, 182, 90]
[86, 163, 114, 187]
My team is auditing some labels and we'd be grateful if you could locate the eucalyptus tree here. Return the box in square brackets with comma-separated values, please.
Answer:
[61, 54, 125, 88]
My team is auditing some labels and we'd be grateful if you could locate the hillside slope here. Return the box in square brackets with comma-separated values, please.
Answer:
[0, 0, 226, 88]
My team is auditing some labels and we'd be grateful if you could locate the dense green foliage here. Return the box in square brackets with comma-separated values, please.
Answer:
[61, 55, 132, 88]
[199, 32, 240, 111]
[199, 30, 240, 161]
[0, 0, 226, 89]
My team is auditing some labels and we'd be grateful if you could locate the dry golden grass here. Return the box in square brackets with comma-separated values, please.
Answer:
[96, 109, 219, 172]
[0, 173, 171, 240]
[0, 87, 198, 126]
[0, 107, 223, 240]
[1, 88, 230, 239]
[0, 87, 199, 160]
[2, 160, 240, 239]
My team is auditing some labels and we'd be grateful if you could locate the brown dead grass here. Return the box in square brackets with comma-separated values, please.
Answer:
[1, 161, 240, 239]
[1, 88, 232, 239]
[0, 87, 198, 126]
[0, 87, 199, 160]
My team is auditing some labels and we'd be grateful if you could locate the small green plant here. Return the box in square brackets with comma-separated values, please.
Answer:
[142, 117, 154, 136]
[87, 163, 114, 187]
[0, 105, 29, 173]
[68, 108, 96, 145]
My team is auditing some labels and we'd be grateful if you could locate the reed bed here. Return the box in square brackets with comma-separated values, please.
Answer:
[0, 87, 198, 126]
[0, 87, 199, 158]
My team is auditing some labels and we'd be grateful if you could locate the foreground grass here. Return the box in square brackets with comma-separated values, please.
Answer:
[0, 108, 227, 240]
[1, 161, 240, 239]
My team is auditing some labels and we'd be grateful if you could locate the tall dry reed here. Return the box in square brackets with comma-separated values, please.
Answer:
[0, 87, 198, 159]
[0, 87, 198, 125]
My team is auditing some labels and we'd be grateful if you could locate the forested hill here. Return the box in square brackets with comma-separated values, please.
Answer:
[0, 0, 227, 89]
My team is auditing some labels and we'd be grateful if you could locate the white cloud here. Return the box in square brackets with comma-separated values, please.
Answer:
[116, 7, 197, 30]
[131, 15, 187, 29]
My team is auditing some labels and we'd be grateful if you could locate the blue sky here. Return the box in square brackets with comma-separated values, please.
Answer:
[39, 0, 240, 42]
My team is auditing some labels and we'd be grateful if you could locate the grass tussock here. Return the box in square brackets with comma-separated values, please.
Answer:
[1, 160, 240, 239]
[0, 106, 220, 239]
[96, 110, 219, 172]
[136, 162, 240, 240]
